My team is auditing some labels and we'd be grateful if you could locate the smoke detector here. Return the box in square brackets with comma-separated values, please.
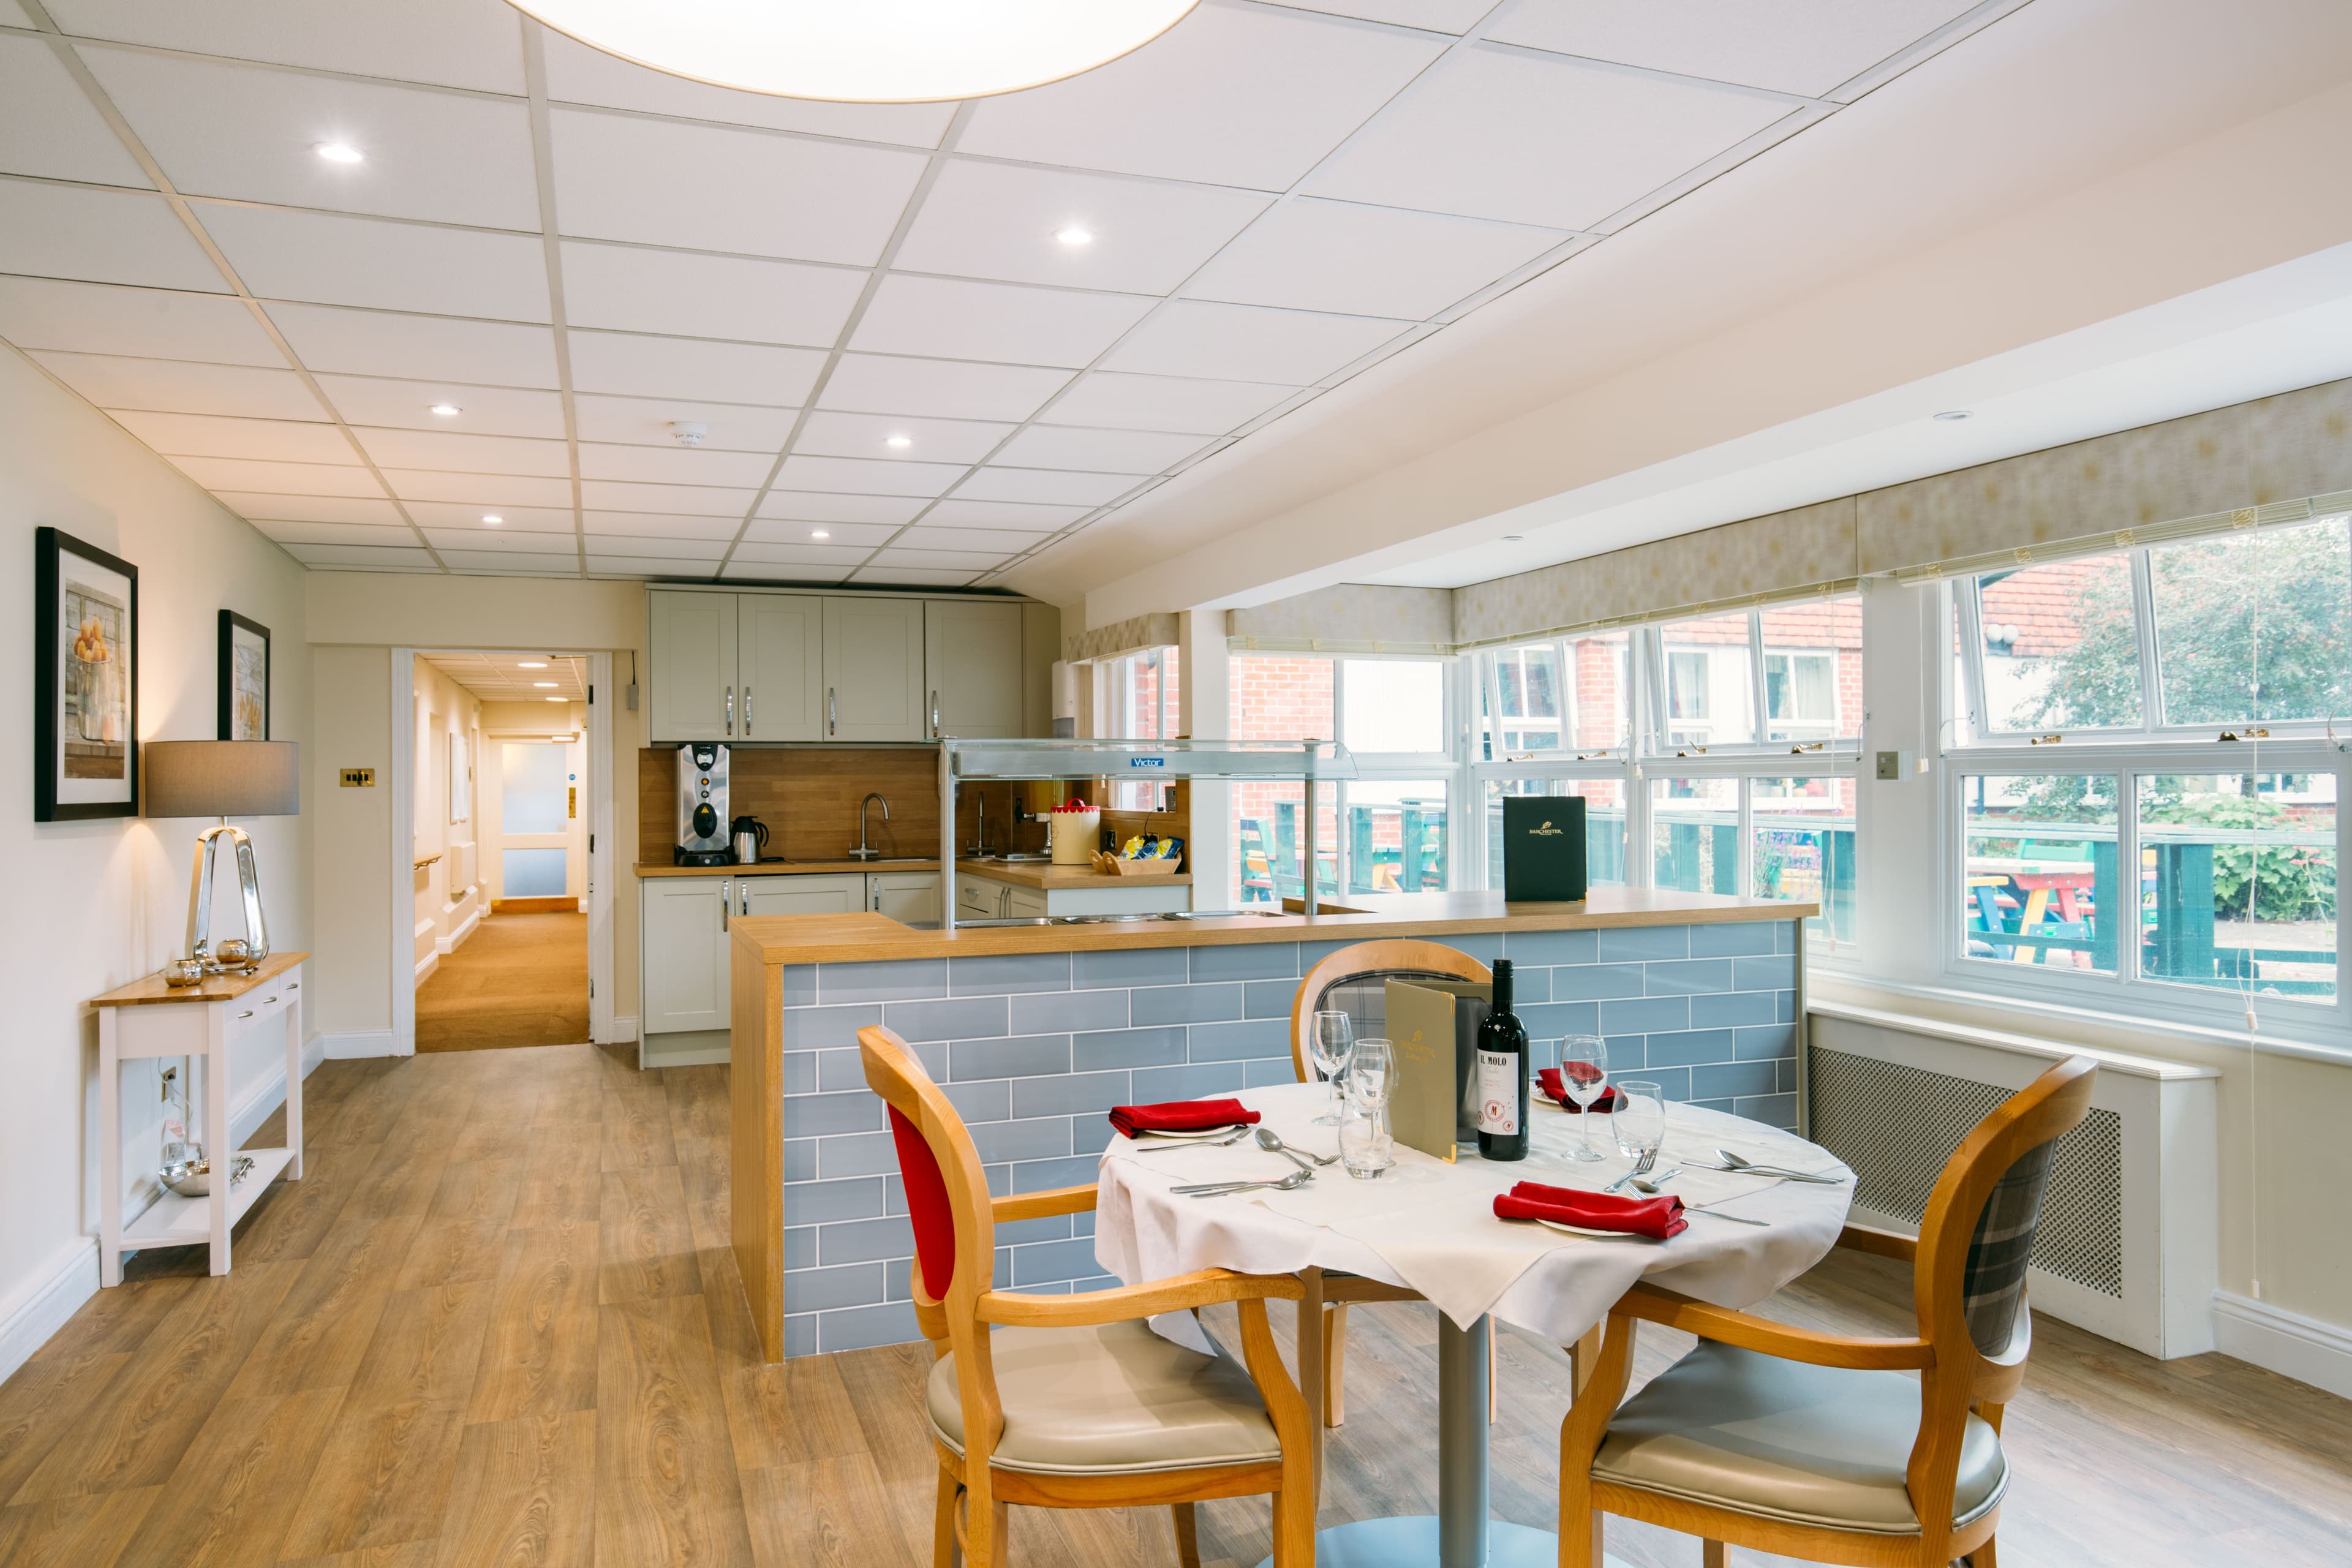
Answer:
[670, 421, 710, 447]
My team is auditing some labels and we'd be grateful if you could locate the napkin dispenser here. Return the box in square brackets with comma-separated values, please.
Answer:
[1383, 978, 1492, 1162]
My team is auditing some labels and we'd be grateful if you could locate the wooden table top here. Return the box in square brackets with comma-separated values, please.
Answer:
[92, 950, 307, 1008]
[731, 889, 1811, 965]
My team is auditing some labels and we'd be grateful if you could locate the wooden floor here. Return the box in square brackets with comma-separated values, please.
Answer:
[415, 910, 589, 1052]
[4, 1044, 2348, 1567]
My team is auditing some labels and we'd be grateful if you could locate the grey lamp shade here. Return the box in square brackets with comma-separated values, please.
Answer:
[145, 740, 301, 819]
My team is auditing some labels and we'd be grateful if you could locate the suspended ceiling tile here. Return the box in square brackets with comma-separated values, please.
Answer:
[726, 540, 874, 567]
[0, 34, 153, 188]
[28, 350, 325, 421]
[951, 467, 1139, 506]
[816, 353, 1072, 423]
[959, 4, 1445, 190]
[0, 276, 279, 363]
[1486, 0, 1980, 98]
[200, 202, 551, 320]
[438, 547, 579, 570]
[1038, 369, 1297, 434]
[255, 519, 420, 548]
[406, 500, 575, 532]
[722, 559, 850, 582]
[847, 564, 982, 587]
[567, 329, 824, 405]
[1099, 299, 1405, 383]
[741, 518, 899, 548]
[892, 525, 1049, 554]
[794, 410, 1016, 466]
[557, 241, 864, 349]
[583, 510, 745, 540]
[43, 0, 529, 94]
[536, 29, 954, 147]
[575, 477, 755, 515]
[1183, 197, 1567, 320]
[265, 302, 560, 385]
[548, 106, 927, 266]
[1304, 46, 1793, 229]
[752, 491, 929, 526]
[595, 533, 729, 560]
[919, 497, 1091, 530]
[1276, 0, 1495, 31]
[114, 407, 356, 462]
[588, 554, 720, 578]
[848, 274, 1156, 372]
[282, 540, 441, 568]
[379, 467, 575, 506]
[423, 527, 578, 553]
[576, 440, 777, 488]
[892, 159, 1269, 295]
[170, 451, 383, 493]
[573, 393, 796, 450]
[990, 424, 1208, 475]
[352, 424, 570, 477]
[868, 547, 1011, 571]
[774, 453, 967, 498]
[0, 179, 227, 292]
[314, 372, 567, 437]
[214, 489, 405, 525]
[80, 45, 540, 228]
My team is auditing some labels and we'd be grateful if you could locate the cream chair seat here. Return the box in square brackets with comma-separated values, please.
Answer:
[928, 1319, 1284, 1476]
[1592, 1341, 2008, 1535]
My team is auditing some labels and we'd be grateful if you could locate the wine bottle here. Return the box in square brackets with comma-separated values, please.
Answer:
[1476, 959, 1529, 1161]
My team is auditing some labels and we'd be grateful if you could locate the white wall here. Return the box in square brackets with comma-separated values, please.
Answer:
[0, 345, 312, 1373]
[410, 658, 482, 980]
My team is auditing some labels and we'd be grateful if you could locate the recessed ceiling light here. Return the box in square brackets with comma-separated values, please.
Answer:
[429, 402, 462, 417]
[1055, 227, 1094, 246]
[315, 143, 364, 164]
[545, 696, 567, 703]
[1933, 409, 1974, 421]
[533, 681, 558, 688]
[810, 529, 831, 540]
[885, 434, 913, 450]
[481, 514, 503, 525]
[518, 660, 546, 668]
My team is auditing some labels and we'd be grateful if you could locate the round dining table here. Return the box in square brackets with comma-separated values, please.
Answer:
[1094, 1080, 1855, 1568]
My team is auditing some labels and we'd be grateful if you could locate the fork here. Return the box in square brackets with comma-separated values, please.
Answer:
[1604, 1148, 1659, 1193]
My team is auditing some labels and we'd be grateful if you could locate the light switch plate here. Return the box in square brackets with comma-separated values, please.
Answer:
[340, 767, 375, 787]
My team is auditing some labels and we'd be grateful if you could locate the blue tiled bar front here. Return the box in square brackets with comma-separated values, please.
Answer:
[733, 897, 1806, 1359]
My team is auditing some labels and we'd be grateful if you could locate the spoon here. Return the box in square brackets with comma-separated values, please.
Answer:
[1255, 1127, 1337, 1169]
[1713, 1148, 1847, 1183]
[1133, 1125, 1253, 1150]
[1173, 1170, 1314, 1198]
[1625, 1168, 1769, 1224]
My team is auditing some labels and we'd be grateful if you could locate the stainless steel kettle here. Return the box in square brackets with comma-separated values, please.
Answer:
[730, 815, 769, 864]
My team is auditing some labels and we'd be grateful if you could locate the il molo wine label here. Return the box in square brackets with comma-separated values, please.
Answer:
[1476, 1049, 1519, 1136]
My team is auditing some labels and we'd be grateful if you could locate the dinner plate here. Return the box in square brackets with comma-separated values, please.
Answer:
[1534, 1216, 1653, 1242]
[1128, 1124, 1246, 1142]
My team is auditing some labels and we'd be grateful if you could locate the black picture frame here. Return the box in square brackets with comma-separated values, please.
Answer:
[34, 526, 138, 822]
[218, 610, 271, 741]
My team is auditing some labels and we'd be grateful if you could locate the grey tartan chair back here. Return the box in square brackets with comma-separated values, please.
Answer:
[1959, 1139, 2055, 1356]
[1303, 970, 1460, 1082]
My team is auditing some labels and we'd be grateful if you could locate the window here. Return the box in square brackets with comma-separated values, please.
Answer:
[1944, 514, 2351, 1036]
[1485, 777, 1627, 889]
[1106, 647, 1179, 808]
[1480, 631, 1629, 760]
[1229, 652, 1452, 903]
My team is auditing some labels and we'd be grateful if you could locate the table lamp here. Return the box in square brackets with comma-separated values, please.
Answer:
[145, 740, 300, 973]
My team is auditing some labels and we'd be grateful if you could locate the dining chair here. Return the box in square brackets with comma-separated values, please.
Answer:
[857, 1024, 1318, 1568]
[1556, 1054, 2098, 1568]
[1288, 938, 1494, 1430]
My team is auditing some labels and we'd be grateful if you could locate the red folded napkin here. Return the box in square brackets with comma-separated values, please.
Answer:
[1109, 1098, 1261, 1138]
[1493, 1180, 1687, 1239]
[1537, 1066, 1623, 1113]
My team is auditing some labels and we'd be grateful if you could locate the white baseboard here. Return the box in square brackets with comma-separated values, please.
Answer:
[322, 1030, 401, 1059]
[0, 1237, 98, 1386]
[229, 1031, 328, 1147]
[438, 902, 481, 955]
[2212, 1290, 2352, 1401]
[610, 1014, 639, 1044]
[414, 950, 438, 986]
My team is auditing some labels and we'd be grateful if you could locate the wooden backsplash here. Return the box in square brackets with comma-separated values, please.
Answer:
[638, 747, 941, 861]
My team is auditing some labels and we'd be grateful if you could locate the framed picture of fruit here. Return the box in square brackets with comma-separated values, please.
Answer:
[35, 526, 138, 821]
[217, 610, 270, 741]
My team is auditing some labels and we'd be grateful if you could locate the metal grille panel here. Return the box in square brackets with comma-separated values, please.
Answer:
[1809, 1047, 2124, 1299]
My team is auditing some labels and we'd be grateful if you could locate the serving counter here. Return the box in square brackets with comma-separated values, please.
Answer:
[725, 889, 1814, 1360]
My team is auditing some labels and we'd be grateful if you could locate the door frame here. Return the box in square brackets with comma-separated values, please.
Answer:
[389, 646, 617, 1055]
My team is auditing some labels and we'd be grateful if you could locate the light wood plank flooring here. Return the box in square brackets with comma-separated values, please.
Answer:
[2, 1042, 2346, 1566]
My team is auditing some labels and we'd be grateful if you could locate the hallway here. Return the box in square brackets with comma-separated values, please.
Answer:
[415, 911, 589, 1052]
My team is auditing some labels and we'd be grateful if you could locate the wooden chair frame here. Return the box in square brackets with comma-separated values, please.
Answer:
[1558, 1055, 2098, 1568]
[858, 1025, 1317, 1568]
[1289, 940, 1494, 1432]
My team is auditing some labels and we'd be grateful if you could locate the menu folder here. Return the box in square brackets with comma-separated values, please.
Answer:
[1502, 795, 1589, 903]
[1383, 978, 1493, 1163]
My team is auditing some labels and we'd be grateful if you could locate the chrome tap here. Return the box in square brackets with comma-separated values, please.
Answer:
[852, 792, 889, 861]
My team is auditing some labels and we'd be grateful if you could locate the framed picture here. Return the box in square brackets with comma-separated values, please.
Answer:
[35, 526, 138, 821]
[218, 610, 270, 741]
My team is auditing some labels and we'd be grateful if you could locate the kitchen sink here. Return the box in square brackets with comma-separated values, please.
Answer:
[965, 852, 1054, 864]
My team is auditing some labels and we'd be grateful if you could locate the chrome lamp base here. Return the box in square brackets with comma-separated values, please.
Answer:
[186, 820, 270, 973]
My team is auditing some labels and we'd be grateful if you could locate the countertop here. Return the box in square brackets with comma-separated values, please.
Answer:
[92, 950, 308, 1008]
[731, 888, 1813, 965]
[636, 859, 939, 877]
[637, 857, 1190, 887]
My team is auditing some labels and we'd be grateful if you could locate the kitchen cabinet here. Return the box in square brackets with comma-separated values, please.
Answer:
[742, 873, 862, 916]
[642, 874, 729, 1034]
[871, 870, 942, 924]
[648, 590, 737, 742]
[925, 598, 1025, 737]
[822, 596, 927, 741]
[739, 594, 823, 741]
[952, 870, 1186, 919]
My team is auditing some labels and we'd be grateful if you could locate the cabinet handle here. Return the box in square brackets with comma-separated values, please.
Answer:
[725, 686, 734, 736]
[744, 685, 753, 736]
[827, 687, 836, 737]
[720, 878, 729, 932]
[930, 689, 940, 739]
[238, 1009, 255, 1019]
[262, 995, 277, 1005]
[286, 982, 298, 990]
[741, 886, 748, 917]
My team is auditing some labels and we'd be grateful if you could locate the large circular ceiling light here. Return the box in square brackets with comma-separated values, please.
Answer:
[505, 0, 1200, 104]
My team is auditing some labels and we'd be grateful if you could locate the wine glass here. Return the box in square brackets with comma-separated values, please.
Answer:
[1308, 1009, 1355, 1126]
[1559, 1035, 1608, 1163]
[1340, 1037, 1394, 1178]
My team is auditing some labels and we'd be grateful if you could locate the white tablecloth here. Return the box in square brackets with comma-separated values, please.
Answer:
[1095, 1082, 1852, 1347]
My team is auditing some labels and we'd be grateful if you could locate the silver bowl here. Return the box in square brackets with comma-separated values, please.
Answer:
[160, 1153, 254, 1197]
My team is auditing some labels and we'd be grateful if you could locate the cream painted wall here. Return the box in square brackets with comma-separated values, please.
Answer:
[410, 658, 481, 976]
[0, 345, 312, 1360]
[310, 646, 389, 1044]
[304, 576, 645, 1032]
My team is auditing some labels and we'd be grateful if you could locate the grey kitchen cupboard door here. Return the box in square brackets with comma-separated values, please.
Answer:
[820, 595, 925, 741]
[641, 875, 728, 1032]
[924, 598, 1025, 737]
[649, 590, 737, 742]
[739, 594, 823, 741]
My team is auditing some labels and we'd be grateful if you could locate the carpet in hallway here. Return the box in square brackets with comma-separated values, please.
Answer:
[416, 910, 588, 1050]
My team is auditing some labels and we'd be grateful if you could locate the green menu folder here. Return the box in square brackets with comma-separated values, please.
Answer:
[1384, 978, 1493, 1162]
[1501, 796, 1589, 903]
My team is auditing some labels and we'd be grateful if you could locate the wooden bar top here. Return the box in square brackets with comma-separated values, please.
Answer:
[92, 950, 307, 1008]
[731, 889, 1810, 966]
[637, 859, 940, 878]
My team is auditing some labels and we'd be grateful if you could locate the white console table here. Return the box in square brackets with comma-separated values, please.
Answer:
[92, 951, 306, 1286]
